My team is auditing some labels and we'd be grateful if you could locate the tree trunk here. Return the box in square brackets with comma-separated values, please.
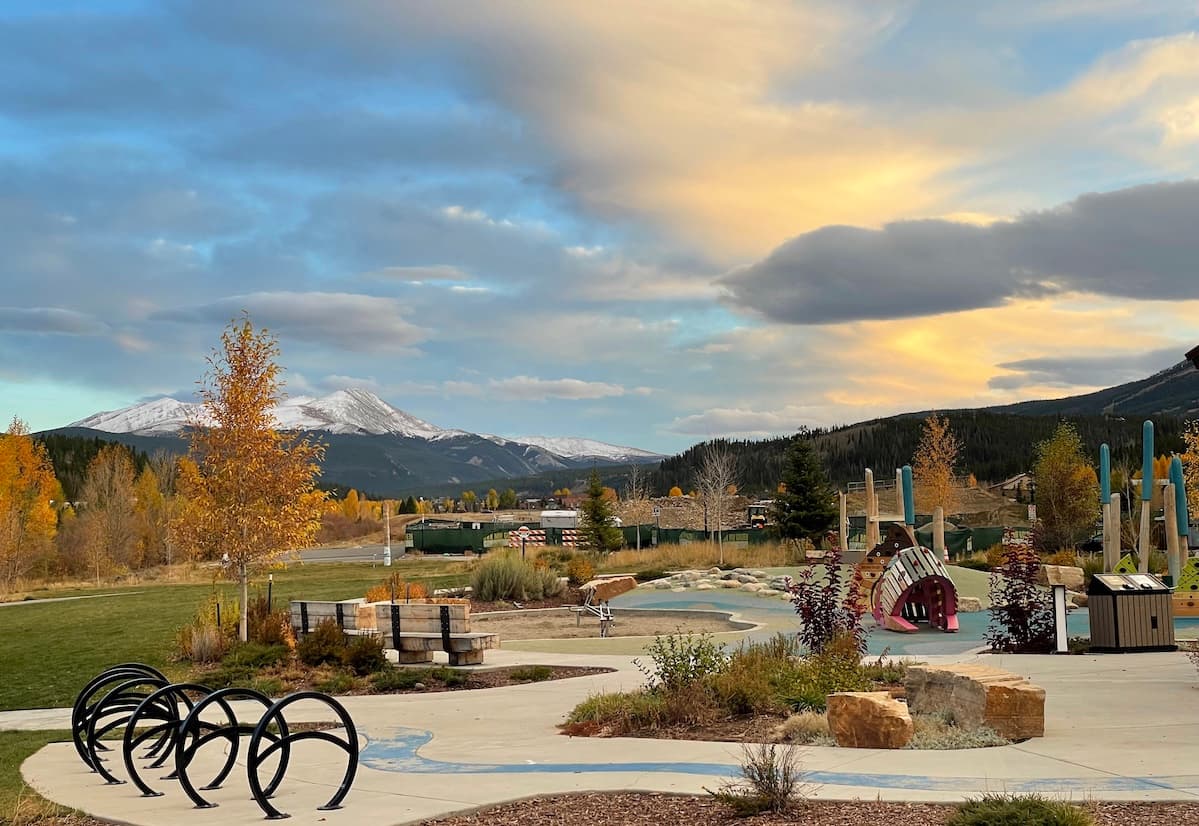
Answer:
[239, 561, 249, 643]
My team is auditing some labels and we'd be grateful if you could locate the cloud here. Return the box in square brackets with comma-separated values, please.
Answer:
[154, 291, 428, 352]
[320, 374, 381, 392]
[722, 179, 1199, 324]
[365, 265, 473, 283]
[448, 376, 631, 401]
[667, 406, 815, 437]
[989, 346, 1185, 390]
[0, 307, 108, 336]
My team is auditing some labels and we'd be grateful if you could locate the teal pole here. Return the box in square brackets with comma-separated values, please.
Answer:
[1141, 421, 1154, 502]
[1171, 456, 1189, 539]
[902, 465, 915, 527]
[1100, 443, 1110, 504]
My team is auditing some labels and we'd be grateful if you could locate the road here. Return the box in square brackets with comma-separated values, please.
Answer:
[295, 544, 471, 563]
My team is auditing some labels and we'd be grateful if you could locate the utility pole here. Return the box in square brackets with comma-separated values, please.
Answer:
[384, 501, 392, 566]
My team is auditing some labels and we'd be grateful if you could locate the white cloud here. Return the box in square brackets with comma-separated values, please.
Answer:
[0, 307, 108, 336]
[155, 291, 428, 353]
[667, 406, 816, 437]
[445, 375, 631, 401]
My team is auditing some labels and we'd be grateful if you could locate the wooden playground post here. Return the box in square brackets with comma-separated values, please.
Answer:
[1165, 480, 1180, 583]
[933, 506, 945, 560]
[895, 468, 905, 521]
[1106, 493, 1121, 573]
[865, 468, 880, 548]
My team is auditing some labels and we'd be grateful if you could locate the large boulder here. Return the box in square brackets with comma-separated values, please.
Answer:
[1038, 565, 1085, 591]
[905, 664, 1045, 741]
[581, 576, 638, 602]
[826, 691, 913, 749]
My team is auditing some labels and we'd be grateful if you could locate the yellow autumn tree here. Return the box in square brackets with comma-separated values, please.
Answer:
[79, 443, 139, 581]
[172, 317, 326, 642]
[0, 418, 61, 593]
[341, 489, 361, 521]
[1184, 421, 1199, 516]
[912, 413, 961, 515]
[668, 485, 683, 497]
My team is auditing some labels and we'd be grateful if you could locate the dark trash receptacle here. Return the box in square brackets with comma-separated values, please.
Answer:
[1087, 573, 1176, 652]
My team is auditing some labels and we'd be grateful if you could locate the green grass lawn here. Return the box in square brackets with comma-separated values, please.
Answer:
[0, 559, 471, 711]
[0, 730, 73, 823]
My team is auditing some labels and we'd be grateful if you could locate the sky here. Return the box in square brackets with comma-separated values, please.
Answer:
[3, 1, 1199, 454]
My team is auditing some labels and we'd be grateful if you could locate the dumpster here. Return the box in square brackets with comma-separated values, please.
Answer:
[1087, 573, 1176, 652]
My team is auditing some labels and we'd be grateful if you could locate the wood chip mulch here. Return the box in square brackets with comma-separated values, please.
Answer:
[418, 793, 1199, 825]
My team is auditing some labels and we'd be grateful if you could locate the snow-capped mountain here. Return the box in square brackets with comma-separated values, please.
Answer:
[67, 390, 663, 466]
[70, 389, 464, 439]
[495, 435, 661, 463]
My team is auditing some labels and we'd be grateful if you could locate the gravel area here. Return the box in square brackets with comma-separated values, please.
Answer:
[421, 793, 1199, 825]
[472, 609, 740, 640]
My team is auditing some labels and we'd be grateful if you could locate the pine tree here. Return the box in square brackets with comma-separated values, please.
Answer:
[774, 433, 837, 545]
[579, 469, 623, 552]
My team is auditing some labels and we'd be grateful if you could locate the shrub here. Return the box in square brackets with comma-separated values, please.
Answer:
[987, 544, 1054, 654]
[565, 554, 596, 587]
[634, 631, 727, 692]
[207, 643, 290, 688]
[246, 593, 290, 647]
[296, 618, 346, 667]
[634, 568, 667, 582]
[947, 794, 1094, 826]
[709, 635, 802, 716]
[907, 712, 1008, 749]
[1078, 554, 1104, 587]
[179, 623, 226, 664]
[954, 556, 992, 572]
[707, 743, 805, 816]
[471, 551, 564, 601]
[251, 677, 284, 697]
[315, 672, 356, 695]
[770, 711, 831, 745]
[984, 544, 1007, 569]
[371, 668, 428, 692]
[510, 665, 554, 682]
[783, 635, 869, 712]
[430, 666, 469, 687]
[342, 634, 387, 676]
[860, 652, 910, 686]
[365, 573, 428, 603]
[566, 690, 668, 732]
[786, 546, 865, 655]
[1045, 548, 1079, 567]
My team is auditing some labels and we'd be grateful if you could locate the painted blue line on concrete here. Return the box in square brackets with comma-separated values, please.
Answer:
[359, 729, 1199, 794]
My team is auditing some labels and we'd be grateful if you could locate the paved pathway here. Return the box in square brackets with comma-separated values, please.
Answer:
[17, 648, 1199, 825]
[0, 591, 143, 608]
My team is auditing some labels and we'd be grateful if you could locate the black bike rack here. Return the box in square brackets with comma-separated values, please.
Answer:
[71, 664, 360, 820]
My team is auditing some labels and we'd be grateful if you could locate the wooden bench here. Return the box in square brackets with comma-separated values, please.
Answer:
[289, 599, 499, 666]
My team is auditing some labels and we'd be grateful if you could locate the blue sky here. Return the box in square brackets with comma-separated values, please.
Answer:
[4, 1, 1199, 453]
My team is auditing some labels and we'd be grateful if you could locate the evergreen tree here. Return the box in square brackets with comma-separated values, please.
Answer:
[774, 433, 837, 545]
[579, 469, 623, 552]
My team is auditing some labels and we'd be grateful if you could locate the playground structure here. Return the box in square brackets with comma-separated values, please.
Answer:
[850, 465, 959, 634]
[1097, 422, 1193, 616]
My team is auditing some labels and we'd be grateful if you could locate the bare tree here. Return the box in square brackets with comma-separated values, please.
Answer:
[696, 442, 738, 565]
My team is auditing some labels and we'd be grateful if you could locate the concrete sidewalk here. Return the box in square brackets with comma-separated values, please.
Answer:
[19, 649, 1199, 826]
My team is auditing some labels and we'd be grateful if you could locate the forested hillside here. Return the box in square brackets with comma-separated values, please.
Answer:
[645, 413, 1187, 496]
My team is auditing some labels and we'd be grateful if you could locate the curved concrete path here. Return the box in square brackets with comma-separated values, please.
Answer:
[17, 648, 1199, 826]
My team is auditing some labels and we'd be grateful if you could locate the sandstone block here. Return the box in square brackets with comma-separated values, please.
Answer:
[905, 663, 1045, 741]
[740, 582, 764, 592]
[720, 580, 741, 588]
[827, 691, 913, 749]
[957, 596, 983, 613]
[695, 583, 716, 591]
[1038, 565, 1085, 591]
[580, 576, 637, 602]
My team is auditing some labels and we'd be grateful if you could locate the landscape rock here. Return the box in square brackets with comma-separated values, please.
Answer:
[580, 576, 638, 602]
[756, 589, 782, 598]
[957, 596, 983, 613]
[720, 580, 742, 588]
[653, 580, 673, 590]
[740, 582, 764, 592]
[736, 574, 757, 584]
[905, 663, 1045, 741]
[1038, 565, 1085, 591]
[695, 583, 716, 591]
[707, 567, 722, 575]
[827, 691, 913, 749]
[1069, 591, 1088, 607]
[751, 570, 768, 578]
[670, 586, 687, 593]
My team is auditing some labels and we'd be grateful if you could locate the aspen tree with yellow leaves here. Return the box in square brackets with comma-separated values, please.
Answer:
[172, 317, 326, 642]
[912, 413, 961, 515]
[0, 417, 62, 593]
